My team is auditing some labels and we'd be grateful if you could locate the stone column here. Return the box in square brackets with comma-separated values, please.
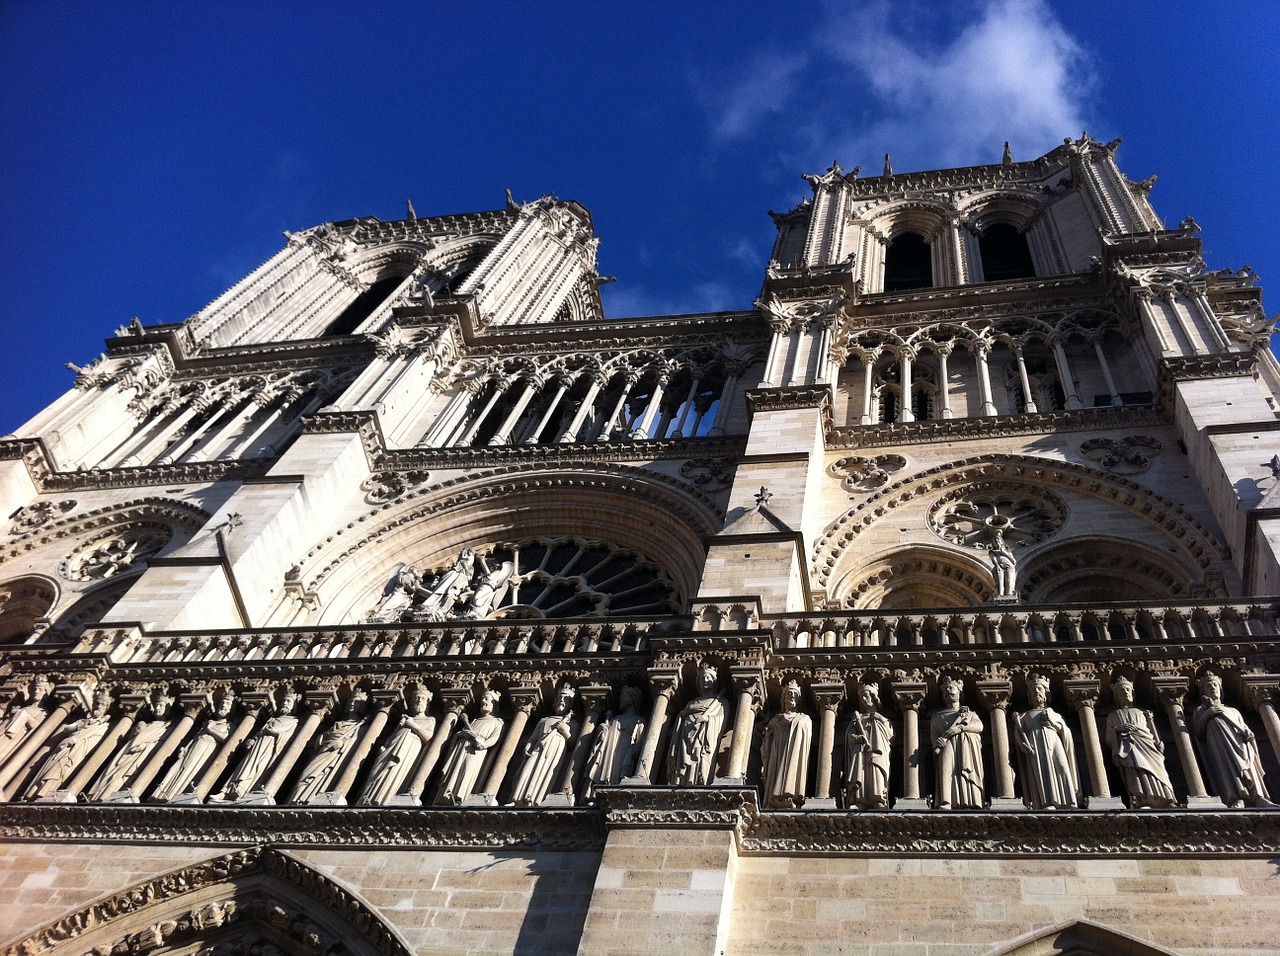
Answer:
[481, 687, 539, 801]
[490, 379, 539, 445]
[123, 693, 208, 801]
[630, 373, 670, 439]
[456, 382, 505, 446]
[323, 688, 398, 804]
[173, 693, 267, 803]
[762, 322, 787, 386]
[253, 691, 333, 803]
[0, 686, 89, 797]
[669, 376, 702, 437]
[974, 343, 997, 416]
[524, 377, 571, 443]
[560, 375, 605, 443]
[721, 670, 763, 784]
[707, 364, 742, 435]
[1243, 677, 1280, 770]
[809, 683, 844, 808]
[860, 351, 876, 425]
[1064, 680, 1123, 809]
[892, 682, 928, 809]
[1093, 338, 1124, 406]
[1152, 677, 1223, 807]
[60, 693, 143, 799]
[628, 669, 679, 785]
[898, 348, 915, 421]
[597, 373, 638, 440]
[398, 690, 467, 805]
[977, 680, 1018, 806]
[1050, 337, 1082, 409]
[1012, 343, 1039, 413]
[420, 384, 476, 447]
[937, 347, 953, 418]
[556, 685, 609, 804]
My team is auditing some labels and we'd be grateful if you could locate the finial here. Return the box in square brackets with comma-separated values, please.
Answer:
[754, 486, 773, 509]
[505, 188, 517, 209]
[883, 153, 893, 177]
[406, 199, 417, 220]
[1002, 141, 1012, 166]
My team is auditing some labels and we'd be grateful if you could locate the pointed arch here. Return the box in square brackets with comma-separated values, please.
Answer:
[3, 845, 413, 956]
[988, 919, 1177, 956]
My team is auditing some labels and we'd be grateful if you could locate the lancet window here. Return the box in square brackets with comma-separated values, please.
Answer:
[977, 222, 1036, 281]
[883, 232, 933, 291]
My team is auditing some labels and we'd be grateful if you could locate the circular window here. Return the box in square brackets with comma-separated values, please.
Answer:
[927, 485, 1066, 550]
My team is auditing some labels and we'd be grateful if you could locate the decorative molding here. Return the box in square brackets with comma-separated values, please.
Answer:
[0, 439, 269, 493]
[745, 386, 831, 414]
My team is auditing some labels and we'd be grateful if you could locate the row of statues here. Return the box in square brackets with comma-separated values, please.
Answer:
[0, 668, 1273, 811]
[365, 550, 517, 624]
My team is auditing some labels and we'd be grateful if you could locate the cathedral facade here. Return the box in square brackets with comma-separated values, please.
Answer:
[1, 136, 1278, 955]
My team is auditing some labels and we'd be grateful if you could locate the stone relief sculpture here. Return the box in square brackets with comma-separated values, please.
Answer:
[667, 660, 729, 787]
[1191, 671, 1273, 808]
[88, 687, 175, 800]
[24, 688, 113, 799]
[761, 679, 812, 808]
[1015, 673, 1080, 809]
[988, 530, 1017, 599]
[583, 685, 645, 801]
[930, 676, 985, 809]
[509, 683, 579, 806]
[0, 677, 53, 768]
[358, 683, 435, 805]
[214, 684, 298, 802]
[289, 690, 368, 803]
[365, 565, 422, 623]
[459, 556, 516, 620]
[416, 548, 477, 621]
[845, 682, 892, 809]
[152, 691, 235, 802]
[1104, 676, 1176, 808]
[435, 689, 504, 805]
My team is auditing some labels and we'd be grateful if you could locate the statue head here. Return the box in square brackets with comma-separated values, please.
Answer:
[857, 682, 880, 712]
[781, 680, 802, 712]
[1028, 673, 1051, 708]
[554, 683, 576, 715]
[149, 687, 174, 719]
[345, 689, 369, 719]
[619, 685, 643, 713]
[91, 687, 113, 717]
[404, 682, 430, 716]
[939, 676, 963, 707]
[26, 676, 53, 705]
[478, 689, 501, 715]
[275, 684, 298, 714]
[1111, 675, 1135, 706]
[1197, 671, 1223, 702]
[212, 690, 235, 718]
[696, 660, 720, 696]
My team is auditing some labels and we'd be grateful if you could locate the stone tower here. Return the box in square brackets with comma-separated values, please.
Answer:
[1, 136, 1278, 955]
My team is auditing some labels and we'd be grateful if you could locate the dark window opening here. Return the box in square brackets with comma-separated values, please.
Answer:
[884, 233, 932, 291]
[912, 387, 933, 421]
[978, 223, 1036, 281]
[323, 275, 403, 337]
[879, 390, 899, 424]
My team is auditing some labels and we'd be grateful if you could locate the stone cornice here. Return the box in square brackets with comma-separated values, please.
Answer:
[0, 437, 269, 493]
[455, 314, 770, 352]
[745, 386, 831, 414]
[827, 404, 1166, 449]
[381, 435, 749, 471]
[849, 274, 1104, 319]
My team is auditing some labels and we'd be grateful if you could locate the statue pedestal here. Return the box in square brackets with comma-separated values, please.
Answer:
[34, 790, 78, 804]
[803, 797, 838, 810]
[1186, 794, 1228, 809]
[462, 793, 497, 807]
[308, 791, 347, 806]
[893, 797, 930, 811]
[712, 775, 745, 787]
[387, 792, 422, 807]
[619, 775, 651, 787]
[233, 790, 275, 806]
[1085, 795, 1126, 811]
[104, 789, 139, 804]
[539, 792, 574, 807]
[988, 797, 1028, 812]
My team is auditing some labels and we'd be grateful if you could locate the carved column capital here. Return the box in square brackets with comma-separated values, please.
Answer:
[730, 668, 765, 712]
[1151, 676, 1191, 706]
[808, 683, 846, 714]
[368, 687, 402, 713]
[177, 693, 210, 720]
[303, 690, 337, 718]
[438, 688, 472, 715]
[891, 682, 927, 713]
[648, 667, 680, 701]
[1063, 680, 1102, 711]
[507, 686, 542, 716]
[577, 684, 612, 715]
[112, 692, 148, 718]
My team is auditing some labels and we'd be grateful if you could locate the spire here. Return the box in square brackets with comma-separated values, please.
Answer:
[1002, 141, 1012, 166]
[883, 153, 893, 177]
[406, 199, 417, 220]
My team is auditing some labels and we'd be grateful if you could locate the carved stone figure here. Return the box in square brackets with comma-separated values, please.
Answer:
[88, 688, 175, 800]
[365, 565, 421, 623]
[988, 530, 1017, 598]
[761, 679, 812, 808]
[1015, 673, 1079, 809]
[358, 683, 436, 805]
[459, 556, 516, 620]
[510, 684, 579, 806]
[288, 690, 369, 803]
[845, 682, 892, 809]
[0, 677, 53, 767]
[667, 660, 729, 786]
[414, 548, 476, 622]
[25, 688, 113, 799]
[435, 690, 504, 805]
[583, 685, 645, 801]
[1191, 671, 1273, 808]
[930, 676, 985, 809]
[216, 685, 298, 802]
[152, 691, 235, 802]
[1104, 676, 1176, 808]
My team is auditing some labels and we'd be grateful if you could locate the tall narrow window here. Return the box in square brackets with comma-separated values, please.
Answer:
[978, 223, 1035, 281]
[884, 233, 932, 291]
[323, 275, 404, 337]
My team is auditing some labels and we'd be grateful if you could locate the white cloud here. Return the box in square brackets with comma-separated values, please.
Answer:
[602, 279, 742, 318]
[707, 0, 1094, 172]
[707, 51, 809, 141]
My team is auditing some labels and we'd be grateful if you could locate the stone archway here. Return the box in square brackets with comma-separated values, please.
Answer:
[988, 919, 1178, 956]
[4, 845, 413, 956]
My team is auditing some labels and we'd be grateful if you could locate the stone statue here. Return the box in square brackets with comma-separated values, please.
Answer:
[510, 684, 579, 806]
[288, 690, 369, 803]
[667, 660, 729, 786]
[88, 688, 175, 800]
[1191, 671, 1273, 808]
[845, 682, 892, 809]
[358, 683, 436, 805]
[435, 690, 504, 805]
[152, 691, 235, 802]
[1014, 673, 1080, 809]
[1104, 676, 1176, 808]
[415, 548, 477, 621]
[459, 556, 516, 620]
[216, 685, 298, 802]
[761, 679, 812, 808]
[25, 688, 113, 800]
[0, 677, 53, 768]
[366, 564, 421, 623]
[583, 686, 645, 801]
[988, 530, 1017, 598]
[931, 676, 985, 809]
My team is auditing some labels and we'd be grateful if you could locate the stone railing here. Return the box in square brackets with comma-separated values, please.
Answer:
[764, 598, 1280, 650]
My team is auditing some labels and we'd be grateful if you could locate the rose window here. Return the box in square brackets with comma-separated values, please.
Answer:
[58, 525, 172, 581]
[928, 487, 1066, 549]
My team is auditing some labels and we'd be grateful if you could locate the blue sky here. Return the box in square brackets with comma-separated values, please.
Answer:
[2, 1, 1277, 432]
